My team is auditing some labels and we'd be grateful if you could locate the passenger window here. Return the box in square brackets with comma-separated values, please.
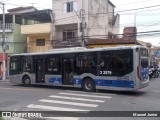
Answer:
[10, 58, 21, 72]
[23, 57, 33, 72]
[47, 58, 59, 72]
[76, 55, 95, 68]
[100, 50, 133, 76]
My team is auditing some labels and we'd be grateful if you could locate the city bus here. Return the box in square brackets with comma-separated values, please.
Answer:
[9, 46, 149, 92]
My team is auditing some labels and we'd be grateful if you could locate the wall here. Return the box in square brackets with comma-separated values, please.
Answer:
[13, 24, 26, 54]
[0, 24, 25, 54]
[52, 0, 81, 25]
[87, 0, 109, 38]
[0, 32, 14, 54]
[27, 33, 52, 52]
[21, 23, 52, 34]
[52, 0, 120, 40]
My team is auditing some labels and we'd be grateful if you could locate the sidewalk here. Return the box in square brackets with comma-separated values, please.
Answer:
[0, 78, 9, 82]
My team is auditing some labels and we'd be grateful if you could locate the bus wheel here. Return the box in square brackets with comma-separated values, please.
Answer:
[82, 78, 95, 92]
[22, 76, 31, 86]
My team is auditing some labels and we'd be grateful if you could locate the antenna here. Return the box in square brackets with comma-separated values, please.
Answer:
[28, 3, 37, 7]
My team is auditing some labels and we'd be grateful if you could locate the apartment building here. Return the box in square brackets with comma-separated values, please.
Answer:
[52, 0, 120, 47]
[21, 9, 52, 52]
[0, 6, 52, 77]
[0, 10, 27, 76]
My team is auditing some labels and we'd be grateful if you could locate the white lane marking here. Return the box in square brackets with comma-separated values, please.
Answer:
[27, 104, 89, 111]
[66, 90, 117, 95]
[39, 99, 98, 107]
[42, 117, 79, 120]
[3, 117, 26, 120]
[49, 95, 105, 103]
[59, 92, 112, 99]
[0, 87, 45, 92]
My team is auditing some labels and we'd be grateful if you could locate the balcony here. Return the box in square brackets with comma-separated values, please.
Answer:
[21, 23, 52, 34]
[52, 39, 82, 48]
[0, 23, 13, 32]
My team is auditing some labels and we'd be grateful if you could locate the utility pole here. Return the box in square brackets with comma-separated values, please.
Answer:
[134, 12, 137, 27]
[80, 0, 85, 47]
[0, 2, 6, 81]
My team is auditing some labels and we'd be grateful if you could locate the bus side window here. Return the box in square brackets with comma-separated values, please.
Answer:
[112, 55, 126, 69]
[92, 60, 96, 67]
[10, 59, 21, 72]
[23, 58, 32, 72]
[100, 59, 105, 67]
[10, 62, 16, 70]
[47, 58, 59, 73]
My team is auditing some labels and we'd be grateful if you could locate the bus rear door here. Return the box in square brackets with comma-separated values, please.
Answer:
[62, 58, 74, 85]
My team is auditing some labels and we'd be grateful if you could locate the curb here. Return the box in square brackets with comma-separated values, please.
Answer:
[0, 79, 9, 82]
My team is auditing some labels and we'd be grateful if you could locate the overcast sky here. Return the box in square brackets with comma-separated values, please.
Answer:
[2, 0, 160, 46]
[112, 0, 160, 46]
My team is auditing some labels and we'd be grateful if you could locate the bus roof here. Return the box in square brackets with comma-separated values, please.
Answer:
[10, 45, 143, 57]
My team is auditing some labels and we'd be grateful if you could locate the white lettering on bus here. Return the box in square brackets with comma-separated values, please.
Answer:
[100, 71, 112, 75]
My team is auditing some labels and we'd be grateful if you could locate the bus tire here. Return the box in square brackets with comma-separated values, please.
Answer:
[22, 76, 31, 86]
[82, 78, 95, 92]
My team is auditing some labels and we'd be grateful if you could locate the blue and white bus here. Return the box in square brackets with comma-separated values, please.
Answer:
[9, 46, 149, 91]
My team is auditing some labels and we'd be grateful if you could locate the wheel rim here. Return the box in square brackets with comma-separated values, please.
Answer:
[25, 78, 30, 85]
[85, 81, 93, 90]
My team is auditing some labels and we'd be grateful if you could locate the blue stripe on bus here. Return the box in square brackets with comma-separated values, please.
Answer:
[95, 79, 134, 88]
[74, 79, 134, 88]
[74, 78, 82, 85]
[49, 77, 62, 84]
[49, 78, 134, 88]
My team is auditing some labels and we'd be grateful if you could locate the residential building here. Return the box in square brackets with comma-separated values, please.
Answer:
[0, 14, 27, 55]
[0, 13, 26, 77]
[0, 7, 37, 77]
[21, 9, 52, 52]
[52, 0, 120, 48]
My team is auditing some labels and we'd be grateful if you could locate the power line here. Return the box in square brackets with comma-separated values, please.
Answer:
[115, 0, 154, 6]
[138, 21, 160, 30]
[5, 1, 160, 14]
[119, 8, 160, 15]
[28, 3, 37, 7]
[78, 30, 160, 38]
[4, 1, 160, 24]
[4, 1, 160, 36]
[85, 4, 160, 15]
[117, 4, 160, 13]
[54, 15, 78, 21]
[82, 20, 160, 29]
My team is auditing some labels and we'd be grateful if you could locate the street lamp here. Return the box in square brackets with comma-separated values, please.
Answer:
[0, 2, 6, 81]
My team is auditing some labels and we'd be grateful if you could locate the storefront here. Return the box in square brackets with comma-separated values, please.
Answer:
[0, 53, 8, 78]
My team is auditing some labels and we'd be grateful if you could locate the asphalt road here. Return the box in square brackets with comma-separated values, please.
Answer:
[0, 77, 160, 120]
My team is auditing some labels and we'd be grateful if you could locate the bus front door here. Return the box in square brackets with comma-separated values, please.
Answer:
[36, 59, 45, 83]
[62, 59, 74, 85]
